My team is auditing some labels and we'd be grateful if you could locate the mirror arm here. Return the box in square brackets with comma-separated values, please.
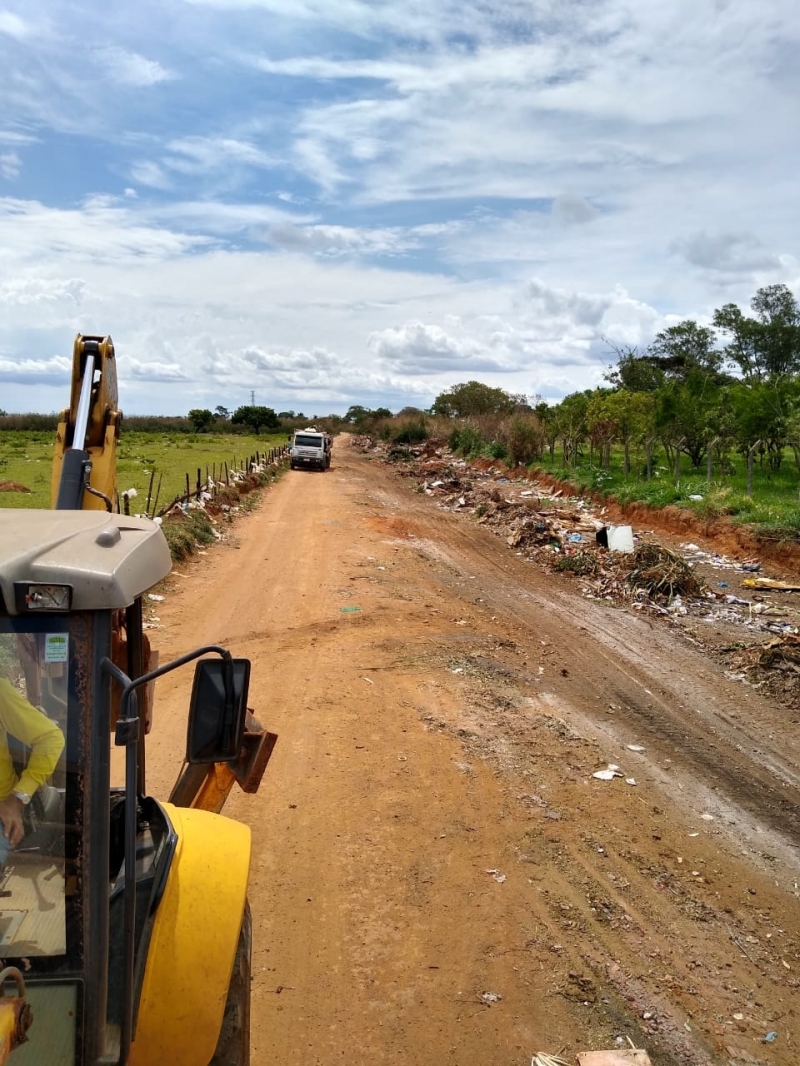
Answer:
[100, 644, 231, 1066]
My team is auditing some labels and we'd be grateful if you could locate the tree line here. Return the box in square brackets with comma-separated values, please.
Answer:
[369, 283, 800, 483]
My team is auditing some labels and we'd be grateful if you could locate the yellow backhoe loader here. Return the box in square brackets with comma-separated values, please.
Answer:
[0, 335, 275, 1064]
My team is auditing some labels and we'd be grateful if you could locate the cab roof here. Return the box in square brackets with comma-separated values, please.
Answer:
[0, 510, 172, 615]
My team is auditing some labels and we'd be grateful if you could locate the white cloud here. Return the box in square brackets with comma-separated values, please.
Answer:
[0, 354, 71, 385]
[671, 232, 788, 278]
[0, 277, 87, 308]
[553, 194, 598, 226]
[129, 161, 172, 190]
[122, 357, 191, 382]
[164, 137, 280, 174]
[97, 46, 175, 88]
[267, 222, 426, 257]
[0, 11, 31, 39]
[0, 197, 211, 264]
[0, 152, 21, 180]
[370, 320, 517, 374]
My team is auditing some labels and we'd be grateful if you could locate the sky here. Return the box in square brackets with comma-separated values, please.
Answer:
[0, 0, 797, 417]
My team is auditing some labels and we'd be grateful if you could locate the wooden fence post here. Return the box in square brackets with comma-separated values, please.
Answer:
[707, 437, 720, 485]
[146, 469, 155, 516]
[747, 440, 763, 497]
[152, 474, 162, 517]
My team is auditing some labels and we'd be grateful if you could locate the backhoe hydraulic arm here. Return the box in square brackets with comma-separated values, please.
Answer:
[51, 334, 122, 511]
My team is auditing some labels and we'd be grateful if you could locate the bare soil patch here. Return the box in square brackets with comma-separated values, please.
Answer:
[145, 438, 800, 1066]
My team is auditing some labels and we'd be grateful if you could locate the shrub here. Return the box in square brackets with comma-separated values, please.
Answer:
[481, 440, 508, 460]
[449, 425, 485, 456]
[161, 510, 218, 561]
[504, 415, 543, 466]
[393, 418, 429, 444]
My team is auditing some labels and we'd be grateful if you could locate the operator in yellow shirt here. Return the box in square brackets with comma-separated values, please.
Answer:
[0, 677, 65, 865]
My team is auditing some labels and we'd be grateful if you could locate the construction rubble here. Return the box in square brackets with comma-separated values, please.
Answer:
[352, 435, 800, 706]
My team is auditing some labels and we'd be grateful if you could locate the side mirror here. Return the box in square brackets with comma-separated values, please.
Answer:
[186, 657, 251, 763]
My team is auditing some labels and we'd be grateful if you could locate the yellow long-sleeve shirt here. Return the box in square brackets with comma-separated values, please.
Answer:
[0, 677, 65, 799]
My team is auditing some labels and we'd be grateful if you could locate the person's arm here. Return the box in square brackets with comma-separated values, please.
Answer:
[0, 679, 65, 796]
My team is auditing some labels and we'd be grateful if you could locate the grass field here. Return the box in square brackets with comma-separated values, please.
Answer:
[0, 430, 289, 513]
[532, 447, 800, 538]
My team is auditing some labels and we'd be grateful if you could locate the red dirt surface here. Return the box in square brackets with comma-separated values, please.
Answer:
[146, 439, 800, 1066]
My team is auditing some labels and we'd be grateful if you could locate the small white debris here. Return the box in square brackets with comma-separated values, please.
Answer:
[485, 869, 507, 883]
[481, 991, 501, 1004]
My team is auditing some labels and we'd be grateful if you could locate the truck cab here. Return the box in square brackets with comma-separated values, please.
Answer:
[289, 428, 331, 472]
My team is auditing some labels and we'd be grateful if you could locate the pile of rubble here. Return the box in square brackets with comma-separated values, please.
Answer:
[354, 436, 800, 701]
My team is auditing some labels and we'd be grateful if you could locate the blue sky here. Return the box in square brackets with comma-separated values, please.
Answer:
[0, 0, 797, 416]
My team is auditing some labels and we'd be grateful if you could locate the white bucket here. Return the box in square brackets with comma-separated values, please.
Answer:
[606, 525, 634, 553]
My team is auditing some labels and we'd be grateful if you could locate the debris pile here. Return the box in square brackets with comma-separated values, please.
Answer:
[625, 545, 705, 602]
[357, 435, 800, 703]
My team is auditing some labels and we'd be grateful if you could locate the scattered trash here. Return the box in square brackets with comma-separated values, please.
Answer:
[626, 744, 645, 752]
[147, 593, 165, 601]
[485, 868, 507, 883]
[763, 1031, 778, 1043]
[740, 561, 761, 572]
[568, 533, 583, 543]
[339, 606, 362, 613]
[743, 577, 800, 592]
[593, 766, 623, 781]
[480, 991, 501, 1004]
[576, 1050, 652, 1065]
[531, 1054, 570, 1066]
[756, 634, 800, 670]
[625, 778, 637, 786]
[688, 494, 703, 501]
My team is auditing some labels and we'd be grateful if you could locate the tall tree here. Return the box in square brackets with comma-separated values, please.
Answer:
[587, 390, 656, 474]
[432, 381, 523, 418]
[231, 405, 279, 433]
[551, 391, 591, 466]
[714, 283, 800, 381]
[188, 408, 214, 432]
[648, 321, 725, 382]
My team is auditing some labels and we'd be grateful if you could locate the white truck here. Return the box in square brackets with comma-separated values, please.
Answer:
[289, 427, 332, 471]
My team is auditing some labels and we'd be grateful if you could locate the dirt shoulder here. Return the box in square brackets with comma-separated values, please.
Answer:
[146, 438, 800, 1066]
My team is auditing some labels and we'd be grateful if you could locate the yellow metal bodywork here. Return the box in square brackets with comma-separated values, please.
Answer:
[128, 803, 251, 1066]
[0, 1001, 16, 1064]
[51, 334, 121, 510]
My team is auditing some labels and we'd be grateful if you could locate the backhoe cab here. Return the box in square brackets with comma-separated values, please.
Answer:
[0, 509, 275, 1065]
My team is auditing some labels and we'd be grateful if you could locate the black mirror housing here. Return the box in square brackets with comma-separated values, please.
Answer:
[186, 657, 251, 763]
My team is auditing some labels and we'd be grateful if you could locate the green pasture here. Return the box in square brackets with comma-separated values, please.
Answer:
[0, 430, 289, 513]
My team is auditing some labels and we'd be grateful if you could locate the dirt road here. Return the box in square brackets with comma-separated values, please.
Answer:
[147, 440, 800, 1066]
